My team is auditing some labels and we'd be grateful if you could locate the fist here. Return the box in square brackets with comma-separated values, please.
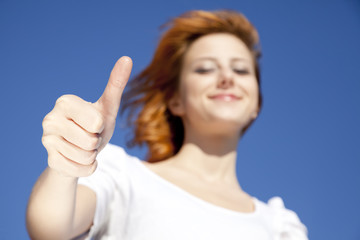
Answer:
[41, 57, 133, 177]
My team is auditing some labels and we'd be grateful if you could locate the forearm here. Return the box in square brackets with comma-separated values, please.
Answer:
[26, 167, 83, 240]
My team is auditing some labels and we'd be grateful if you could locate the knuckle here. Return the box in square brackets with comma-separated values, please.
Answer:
[56, 94, 73, 103]
[41, 136, 48, 147]
[55, 95, 69, 106]
[41, 135, 54, 148]
[41, 135, 48, 143]
[55, 94, 75, 110]
[42, 113, 51, 127]
[42, 115, 56, 131]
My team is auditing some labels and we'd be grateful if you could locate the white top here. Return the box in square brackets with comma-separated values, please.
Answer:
[78, 143, 308, 240]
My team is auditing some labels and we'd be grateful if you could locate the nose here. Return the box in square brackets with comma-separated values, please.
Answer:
[217, 68, 234, 89]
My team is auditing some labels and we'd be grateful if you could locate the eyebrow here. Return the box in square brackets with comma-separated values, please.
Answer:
[192, 57, 251, 63]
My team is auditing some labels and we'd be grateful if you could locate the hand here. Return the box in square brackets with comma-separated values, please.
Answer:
[41, 56, 133, 177]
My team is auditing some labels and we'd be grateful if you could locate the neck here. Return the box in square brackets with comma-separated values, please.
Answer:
[170, 129, 240, 185]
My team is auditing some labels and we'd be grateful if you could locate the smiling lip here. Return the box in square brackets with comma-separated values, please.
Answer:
[208, 94, 242, 101]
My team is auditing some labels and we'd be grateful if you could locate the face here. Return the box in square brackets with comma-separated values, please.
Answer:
[169, 33, 259, 135]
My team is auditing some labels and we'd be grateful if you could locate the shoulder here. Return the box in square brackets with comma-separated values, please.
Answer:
[255, 197, 308, 240]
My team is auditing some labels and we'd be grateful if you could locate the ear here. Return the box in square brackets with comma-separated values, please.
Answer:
[168, 93, 185, 117]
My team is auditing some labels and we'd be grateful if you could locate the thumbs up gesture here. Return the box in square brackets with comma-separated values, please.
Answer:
[42, 57, 133, 177]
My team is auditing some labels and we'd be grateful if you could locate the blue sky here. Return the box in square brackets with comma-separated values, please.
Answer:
[1, 0, 359, 239]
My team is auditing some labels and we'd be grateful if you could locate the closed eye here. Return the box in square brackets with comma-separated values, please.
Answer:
[195, 68, 215, 74]
[233, 69, 249, 75]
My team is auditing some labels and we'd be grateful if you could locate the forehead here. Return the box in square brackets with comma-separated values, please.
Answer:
[183, 33, 253, 63]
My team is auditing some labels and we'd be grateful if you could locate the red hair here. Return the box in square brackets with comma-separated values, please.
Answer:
[122, 10, 262, 162]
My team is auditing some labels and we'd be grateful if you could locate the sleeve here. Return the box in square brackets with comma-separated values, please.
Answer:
[76, 143, 132, 239]
[268, 197, 309, 240]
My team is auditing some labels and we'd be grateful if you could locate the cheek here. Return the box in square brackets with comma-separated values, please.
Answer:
[179, 75, 210, 105]
[243, 76, 258, 96]
[248, 81, 260, 110]
[237, 77, 259, 113]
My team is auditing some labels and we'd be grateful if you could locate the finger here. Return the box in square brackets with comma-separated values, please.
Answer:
[43, 116, 101, 151]
[47, 149, 98, 177]
[96, 56, 133, 119]
[43, 135, 97, 166]
[54, 95, 105, 134]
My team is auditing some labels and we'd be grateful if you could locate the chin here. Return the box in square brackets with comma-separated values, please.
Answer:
[203, 118, 246, 135]
[209, 111, 251, 124]
[184, 108, 253, 136]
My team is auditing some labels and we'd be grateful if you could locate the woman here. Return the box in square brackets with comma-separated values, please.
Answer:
[26, 10, 308, 240]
